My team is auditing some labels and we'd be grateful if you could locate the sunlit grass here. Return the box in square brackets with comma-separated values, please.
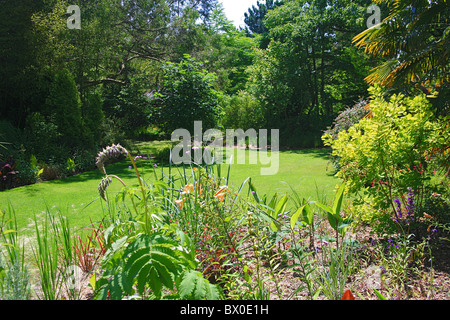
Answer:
[0, 143, 339, 233]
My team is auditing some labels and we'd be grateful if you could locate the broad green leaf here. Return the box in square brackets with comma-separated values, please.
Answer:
[274, 194, 288, 218]
[302, 203, 314, 225]
[374, 289, 388, 300]
[268, 194, 278, 210]
[89, 272, 96, 291]
[327, 212, 341, 231]
[248, 179, 260, 203]
[271, 194, 288, 231]
[290, 205, 304, 230]
[332, 184, 345, 216]
[314, 201, 332, 214]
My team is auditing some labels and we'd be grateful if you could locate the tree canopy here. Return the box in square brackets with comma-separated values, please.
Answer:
[0, 0, 447, 169]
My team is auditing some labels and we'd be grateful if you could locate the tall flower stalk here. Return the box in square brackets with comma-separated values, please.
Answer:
[96, 144, 150, 232]
[391, 187, 417, 238]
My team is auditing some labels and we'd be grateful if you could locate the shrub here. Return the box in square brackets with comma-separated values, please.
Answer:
[0, 155, 18, 190]
[323, 99, 369, 171]
[219, 91, 265, 130]
[82, 91, 105, 145]
[23, 112, 62, 162]
[323, 99, 369, 141]
[322, 86, 449, 232]
[72, 149, 96, 173]
[39, 164, 62, 181]
[16, 159, 38, 186]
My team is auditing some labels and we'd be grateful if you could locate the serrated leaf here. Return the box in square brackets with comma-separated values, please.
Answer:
[151, 251, 179, 275]
[127, 253, 151, 283]
[152, 259, 174, 289]
[204, 281, 220, 300]
[109, 274, 125, 300]
[178, 270, 220, 300]
[178, 270, 197, 298]
[136, 262, 153, 294]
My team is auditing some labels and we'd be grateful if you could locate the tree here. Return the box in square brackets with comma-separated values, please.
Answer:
[151, 56, 221, 135]
[44, 68, 84, 149]
[353, 0, 449, 96]
[82, 91, 105, 144]
[0, 0, 47, 127]
[246, 0, 375, 146]
[243, 0, 283, 48]
[244, 0, 282, 34]
[198, 3, 258, 94]
[101, 81, 152, 138]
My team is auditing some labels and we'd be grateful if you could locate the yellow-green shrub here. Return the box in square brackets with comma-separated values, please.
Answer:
[323, 86, 449, 229]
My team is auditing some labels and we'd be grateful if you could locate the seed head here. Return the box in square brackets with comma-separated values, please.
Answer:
[98, 176, 112, 201]
[96, 144, 129, 174]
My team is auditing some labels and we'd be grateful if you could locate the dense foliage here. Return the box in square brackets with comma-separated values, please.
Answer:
[151, 56, 222, 135]
[1, 0, 449, 302]
[0, 0, 384, 187]
[323, 86, 449, 230]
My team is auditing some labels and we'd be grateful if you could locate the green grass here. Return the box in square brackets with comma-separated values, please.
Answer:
[223, 148, 338, 201]
[0, 142, 339, 233]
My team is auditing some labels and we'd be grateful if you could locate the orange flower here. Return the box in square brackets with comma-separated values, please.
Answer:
[214, 185, 229, 196]
[214, 192, 226, 202]
[175, 198, 184, 209]
[423, 213, 433, 219]
[181, 184, 194, 196]
[341, 290, 355, 300]
[214, 185, 229, 202]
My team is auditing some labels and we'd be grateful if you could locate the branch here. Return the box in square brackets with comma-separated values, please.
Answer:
[81, 78, 127, 89]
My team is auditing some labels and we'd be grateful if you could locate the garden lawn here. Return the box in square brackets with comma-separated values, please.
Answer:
[0, 145, 339, 233]
[223, 147, 339, 202]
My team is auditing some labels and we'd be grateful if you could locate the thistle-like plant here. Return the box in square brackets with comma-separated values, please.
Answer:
[97, 177, 112, 201]
[95, 144, 151, 231]
[95, 144, 129, 175]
